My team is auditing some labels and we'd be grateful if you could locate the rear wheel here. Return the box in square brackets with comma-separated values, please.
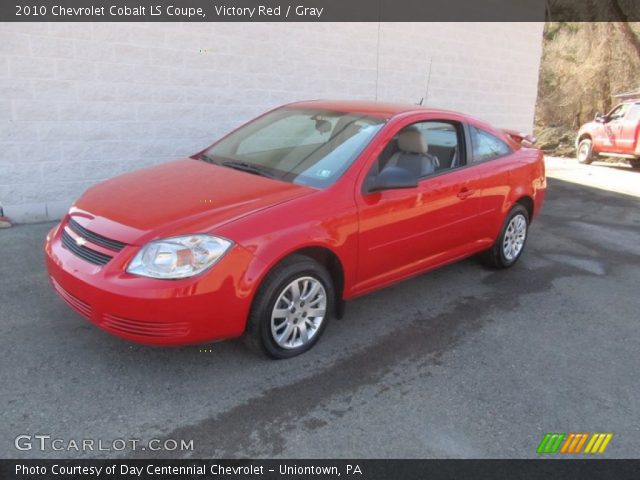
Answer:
[482, 205, 529, 269]
[577, 139, 594, 164]
[245, 254, 334, 359]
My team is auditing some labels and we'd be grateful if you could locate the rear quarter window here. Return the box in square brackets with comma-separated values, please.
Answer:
[470, 126, 512, 163]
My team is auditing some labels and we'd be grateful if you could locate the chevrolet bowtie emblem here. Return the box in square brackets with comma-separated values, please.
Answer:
[75, 236, 87, 247]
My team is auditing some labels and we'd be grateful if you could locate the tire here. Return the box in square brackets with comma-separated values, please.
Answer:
[245, 254, 334, 359]
[482, 205, 530, 269]
[630, 158, 640, 169]
[577, 139, 594, 164]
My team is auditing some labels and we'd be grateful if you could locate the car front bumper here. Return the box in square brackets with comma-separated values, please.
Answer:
[44, 222, 259, 346]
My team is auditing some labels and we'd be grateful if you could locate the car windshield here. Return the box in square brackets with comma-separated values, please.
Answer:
[197, 108, 386, 188]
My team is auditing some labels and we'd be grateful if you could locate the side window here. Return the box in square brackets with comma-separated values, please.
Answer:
[625, 104, 640, 122]
[607, 104, 631, 123]
[371, 121, 463, 179]
[470, 126, 512, 163]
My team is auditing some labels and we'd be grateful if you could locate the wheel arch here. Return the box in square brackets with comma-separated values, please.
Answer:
[515, 195, 534, 220]
[251, 244, 347, 319]
[577, 133, 594, 153]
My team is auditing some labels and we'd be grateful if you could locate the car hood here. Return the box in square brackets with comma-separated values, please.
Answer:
[579, 121, 599, 133]
[74, 158, 315, 243]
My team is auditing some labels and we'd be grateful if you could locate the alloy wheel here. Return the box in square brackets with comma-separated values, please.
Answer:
[502, 213, 527, 261]
[270, 276, 327, 349]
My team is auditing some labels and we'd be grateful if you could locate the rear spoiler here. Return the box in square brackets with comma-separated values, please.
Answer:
[502, 129, 536, 147]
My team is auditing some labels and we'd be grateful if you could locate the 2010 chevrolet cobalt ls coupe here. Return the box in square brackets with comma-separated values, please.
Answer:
[45, 100, 546, 358]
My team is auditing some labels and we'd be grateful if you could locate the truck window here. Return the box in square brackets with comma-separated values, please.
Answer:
[627, 104, 640, 122]
[607, 103, 631, 122]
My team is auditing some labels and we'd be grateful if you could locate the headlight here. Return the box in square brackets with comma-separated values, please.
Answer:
[127, 235, 232, 279]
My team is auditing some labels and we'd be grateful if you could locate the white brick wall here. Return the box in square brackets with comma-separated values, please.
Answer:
[0, 22, 543, 223]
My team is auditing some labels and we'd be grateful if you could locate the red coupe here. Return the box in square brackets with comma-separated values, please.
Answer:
[45, 100, 546, 358]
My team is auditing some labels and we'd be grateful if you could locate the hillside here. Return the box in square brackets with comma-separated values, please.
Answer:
[535, 21, 640, 155]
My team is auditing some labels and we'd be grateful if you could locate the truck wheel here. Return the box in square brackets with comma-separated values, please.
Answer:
[630, 158, 640, 169]
[577, 139, 594, 164]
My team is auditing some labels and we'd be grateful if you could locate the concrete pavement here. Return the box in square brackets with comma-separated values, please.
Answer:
[1, 169, 639, 459]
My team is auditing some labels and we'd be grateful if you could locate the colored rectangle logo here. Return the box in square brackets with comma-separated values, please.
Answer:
[537, 433, 613, 454]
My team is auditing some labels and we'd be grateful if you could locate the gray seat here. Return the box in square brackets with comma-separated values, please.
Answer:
[385, 128, 439, 178]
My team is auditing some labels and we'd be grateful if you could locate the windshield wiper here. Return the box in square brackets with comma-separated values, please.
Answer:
[196, 153, 217, 164]
[221, 160, 276, 179]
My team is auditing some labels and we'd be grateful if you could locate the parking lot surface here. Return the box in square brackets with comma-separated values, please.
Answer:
[1, 160, 639, 458]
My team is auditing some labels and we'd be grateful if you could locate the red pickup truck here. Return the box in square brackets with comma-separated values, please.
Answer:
[576, 99, 640, 168]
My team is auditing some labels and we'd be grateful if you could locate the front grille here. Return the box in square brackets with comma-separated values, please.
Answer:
[50, 277, 92, 319]
[102, 313, 190, 338]
[61, 229, 113, 266]
[68, 218, 126, 252]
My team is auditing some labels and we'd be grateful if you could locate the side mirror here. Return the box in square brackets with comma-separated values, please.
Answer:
[365, 166, 418, 194]
[595, 113, 605, 123]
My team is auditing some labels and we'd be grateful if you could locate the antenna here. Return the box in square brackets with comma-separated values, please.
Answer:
[374, 22, 381, 101]
[423, 57, 433, 106]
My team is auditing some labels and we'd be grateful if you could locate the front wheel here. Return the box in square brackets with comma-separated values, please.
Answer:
[482, 205, 530, 269]
[577, 139, 594, 164]
[245, 254, 334, 359]
[630, 158, 640, 169]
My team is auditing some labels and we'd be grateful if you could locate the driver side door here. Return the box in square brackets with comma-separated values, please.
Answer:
[600, 103, 631, 152]
[353, 119, 482, 295]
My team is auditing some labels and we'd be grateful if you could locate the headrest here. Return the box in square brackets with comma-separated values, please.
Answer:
[398, 128, 428, 154]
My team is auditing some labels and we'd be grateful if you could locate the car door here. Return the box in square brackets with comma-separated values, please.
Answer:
[353, 118, 482, 294]
[602, 103, 631, 152]
[617, 103, 640, 155]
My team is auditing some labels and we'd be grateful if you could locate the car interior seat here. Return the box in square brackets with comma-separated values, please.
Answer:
[384, 127, 440, 177]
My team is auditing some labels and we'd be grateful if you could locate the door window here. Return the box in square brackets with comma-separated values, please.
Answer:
[626, 104, 640, 122]
[606, 103, 631, 123]
[370, 121, 463, 180]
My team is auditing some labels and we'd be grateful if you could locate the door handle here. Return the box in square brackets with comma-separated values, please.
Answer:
[457, 187, 475, 199]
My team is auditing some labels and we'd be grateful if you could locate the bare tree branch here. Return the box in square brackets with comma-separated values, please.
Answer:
[611, 0, 640, 59]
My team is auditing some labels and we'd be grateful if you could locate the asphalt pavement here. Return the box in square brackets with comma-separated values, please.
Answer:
[1, 160, 639, 459]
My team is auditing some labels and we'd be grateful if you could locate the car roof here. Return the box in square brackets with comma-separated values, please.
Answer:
[287, 99, 461, 119]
